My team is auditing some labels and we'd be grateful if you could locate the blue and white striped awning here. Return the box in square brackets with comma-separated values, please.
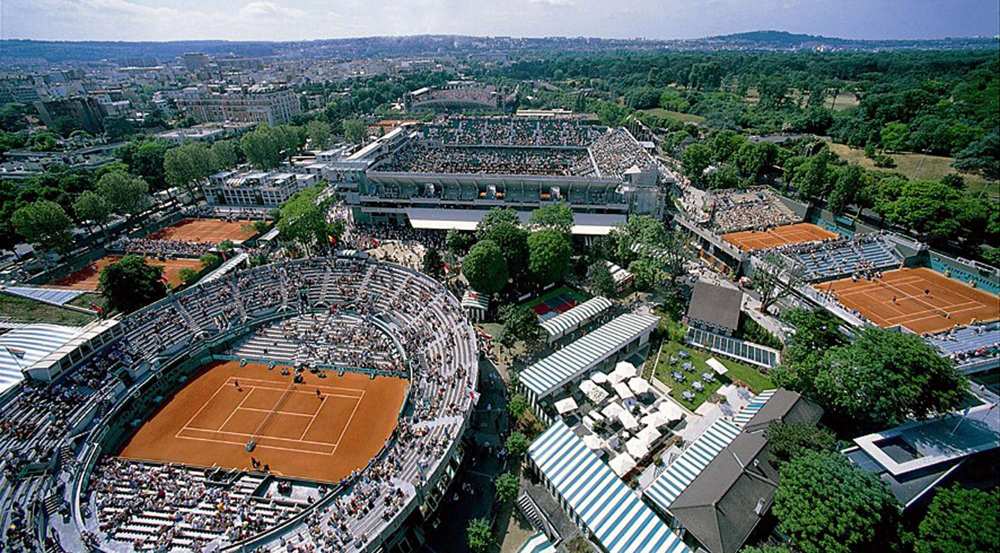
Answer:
[517, 533, 556, 553]
[645, 390, 779, 512]
[732, 389, 777, 427]
[0, 323, 82, 395]
[521, 313, 659, 399]
[529, 422, 689, 553]
[2, 286, 84, 306]
[540, 296, 612, 341]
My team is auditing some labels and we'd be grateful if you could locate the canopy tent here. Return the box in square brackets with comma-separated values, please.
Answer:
[601, 402, 624, 420]
[626, 436, 650, 459]
[582, 434, 605, 451]
[590, 372, 609, 384]
[618, 408, 640, 430]
[640, 411, 669, 428]
[706, 357, 729, 375]
[554, 397, 579, 415]
[580, 379, 597, 395]
[628, 377, 651, 395]
[637, 425, 663, 448]
[658, 401, 686, 421]
[585, 384, 610, 405]
[613, 381, 634, 400]
[609, 452, 638, 477]
[614, 361, 637, 378]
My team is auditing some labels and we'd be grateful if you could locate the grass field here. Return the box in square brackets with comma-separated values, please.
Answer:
[653, 323, 774, 410]
[639, 108, 706, 125]
[68, 292, 107, 312]
[826, 92, 860, 111]
[0, 294, 96, 325]
[827, 141, 995, 196]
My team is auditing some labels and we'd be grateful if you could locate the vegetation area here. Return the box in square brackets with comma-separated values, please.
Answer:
[0, 293, 95, 325]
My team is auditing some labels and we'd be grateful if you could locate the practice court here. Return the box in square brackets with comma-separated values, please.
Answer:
[817, 268, 999, 335]
[51, 255, 202, 291]
[119, 361, 408, 483]
[149, 218, 257, 243]
[722, 223, 838, 252]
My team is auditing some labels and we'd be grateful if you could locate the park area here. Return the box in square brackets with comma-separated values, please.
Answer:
[652, 319, 774, 410]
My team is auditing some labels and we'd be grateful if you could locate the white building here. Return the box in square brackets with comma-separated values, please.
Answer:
[177, 84, 301, 126]
[203, 169, 318, 207]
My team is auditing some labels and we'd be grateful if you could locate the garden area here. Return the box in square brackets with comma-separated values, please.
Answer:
[0, 293, 96, 326]
[652, 316, 774, 410]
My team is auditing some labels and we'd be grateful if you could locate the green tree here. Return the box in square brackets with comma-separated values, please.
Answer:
[462, 240, 508, 295]
[466, 518, 492, 553]
[305, 120, 332, 149]
[682, 142, 713, 185]
[628, 257, 662, 292]
[508, 393, 529, 419]
[497, 304, 542, 348]
[277, 186, 333, 252]
[530, 202, 573, 234]
[164, 142, 216, 197]
[505, 431, 529, 457]
[12, 200, 74, 252]
[73, 190, 112, 235]
[117, 139, 170, 190]
[880, 122, 910, 152]
[915, 485, 999, 553]
[422, 247, 443, 278]
[495, 472, 520, 504]
[241, 124, 284, 170]
[589, 262, 617, 297]
[342, 119, 367, 144]
[750, 253, 804, 312]
[773, 451, 900, 553]
[178, 267, 201, 286]
[527, 229, 572, 284]
[210, 139, 240, 169]
[96, 171, 149, 220]
[99, 254, 167, 313]
[445, 229, 475, 256]
[477, 209, 529, 277]
[952, 128, 1000, 181]
[765, 422, 836, 465]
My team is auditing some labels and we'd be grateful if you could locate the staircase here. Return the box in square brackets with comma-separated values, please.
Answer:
[517, 492, 545, 531]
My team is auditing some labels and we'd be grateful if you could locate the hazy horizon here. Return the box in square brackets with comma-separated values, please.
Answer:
[2, 1, 998, 43]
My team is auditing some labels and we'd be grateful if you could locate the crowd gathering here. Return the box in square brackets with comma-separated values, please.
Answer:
[708, 188, 799, 233]
[377, 142, 589, 176]
[113, 237, 214, 258]
[583, 128, 658, 180]
[775, 233, 901, 282]
[423, 115, 600, 147]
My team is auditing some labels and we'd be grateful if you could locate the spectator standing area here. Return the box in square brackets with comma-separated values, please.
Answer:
[818, 267, 1000, 334]
[52, 255, 203, 290]
[149, 217, 257, 243]
[722, 223, 837, 252]
[119, 361, 408, 483]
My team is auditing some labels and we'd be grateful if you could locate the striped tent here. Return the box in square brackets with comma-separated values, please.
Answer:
[539, 296, 613, 342]
[529, 421, 690, 553]
[521, 313, 659, 401]
[0, 323, 82, 395]
[644, 390, 778, 513]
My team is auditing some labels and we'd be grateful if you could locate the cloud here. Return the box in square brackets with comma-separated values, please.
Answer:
[240, 1, 305, 19]
[528, 0, 576, 6]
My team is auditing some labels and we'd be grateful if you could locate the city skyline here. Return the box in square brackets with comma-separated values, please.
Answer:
[3, 0, 998, 43]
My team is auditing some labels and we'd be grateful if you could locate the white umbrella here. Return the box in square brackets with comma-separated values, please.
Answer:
[554, 397, 578, 415]
[707, 357, 729, 375]
[579, 379, 597, 395]
[637, 425, 662, 448]
[602, 402, 624, 419]
[640, 411, 668, 428]
[609, 453, 637, 477]
[613, 381, 634, 400]
[607, 370, 627, 385]
[614, 361, 638, 379]
[626, 436, 650, 459]
[618, 408, 640, 430]
[628, 377, 650, 395]
[658, 401, 685, 421]
[586, 385, 610, 405]
[591, 372, 609, 384]
[582, 434, 604, 451]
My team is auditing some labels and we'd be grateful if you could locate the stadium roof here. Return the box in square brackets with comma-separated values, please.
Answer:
[539, 296, 612, 340]
[520, 312, 659, 399]
[404, 208, 626, 235]
[1, 286, 83, 306]
[529, 421, 690, 553]
[201, 252, 248, 283]
[0, 323, 82, 396]
[517, 533, 556, 553]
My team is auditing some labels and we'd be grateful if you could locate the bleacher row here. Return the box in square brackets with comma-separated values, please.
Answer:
[777, 235, 902, 282]
[423, 116, 602, 147]
[83, 257, 479, 553]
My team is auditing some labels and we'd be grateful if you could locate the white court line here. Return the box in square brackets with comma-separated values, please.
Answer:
[227, 376, 365, 395]
[178, 425, 339, 447]
[178, 377, 237, 433]
[173, 432, 337, 455]
[299, 396, 328, 440]
[215, 388, 254, 432]
[237, 407, 315, 417]
[329, 390, 365, 456]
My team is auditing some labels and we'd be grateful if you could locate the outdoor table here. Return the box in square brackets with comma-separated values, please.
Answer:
[682, 362, 694, 372]
[702, 372, 715, 382]
[671, 371, 684, 382]
[692, 381, 704, 391]
[682, 391, 695, 401]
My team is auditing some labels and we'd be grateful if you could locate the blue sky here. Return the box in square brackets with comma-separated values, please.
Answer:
[2, 0, 998, 42]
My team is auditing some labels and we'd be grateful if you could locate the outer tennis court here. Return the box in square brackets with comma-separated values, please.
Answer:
[50, 255, 203, 291]
[817, 267, 999, 335]
[148, 218, 257, 243]
[119, 361, 408, 483]
[722, 223, 838, 252]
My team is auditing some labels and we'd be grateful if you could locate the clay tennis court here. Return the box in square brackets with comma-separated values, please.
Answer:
[50, 255, 203, 291]
[817, 267, 999, 334]
[723, 223, 838, 252]
[149, 218, 257, 243]
[119, 361, 408, 483]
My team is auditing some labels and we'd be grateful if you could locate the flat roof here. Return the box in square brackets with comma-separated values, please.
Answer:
[0, 323, 85, 395]
[405, 208, 625, 236]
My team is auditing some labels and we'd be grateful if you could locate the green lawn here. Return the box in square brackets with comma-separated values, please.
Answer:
[68, 293, 106, 311]
[640, 108, 706, 125]
[0, 294, 96, 326]
[654, 330, 775, 410]
[827, 141, 995, 197]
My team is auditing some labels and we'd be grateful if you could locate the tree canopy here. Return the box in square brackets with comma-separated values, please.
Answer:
[530, 203, 574, 234]
[99, 254, 167, 313]
[12, 200, 74, 252]
[462, 239, 508, 295]
[914, 485, 999, 553]
[527, 229, 572, 284]
[96, 170, 150, 219]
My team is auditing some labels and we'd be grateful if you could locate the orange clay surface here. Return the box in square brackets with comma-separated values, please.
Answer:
[148, 218, 257, 243]
[118, 361, 408, 483]
[722, 223, 838, 252]
[50, 255, 203, 291]
[816, 267, 999, 335]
